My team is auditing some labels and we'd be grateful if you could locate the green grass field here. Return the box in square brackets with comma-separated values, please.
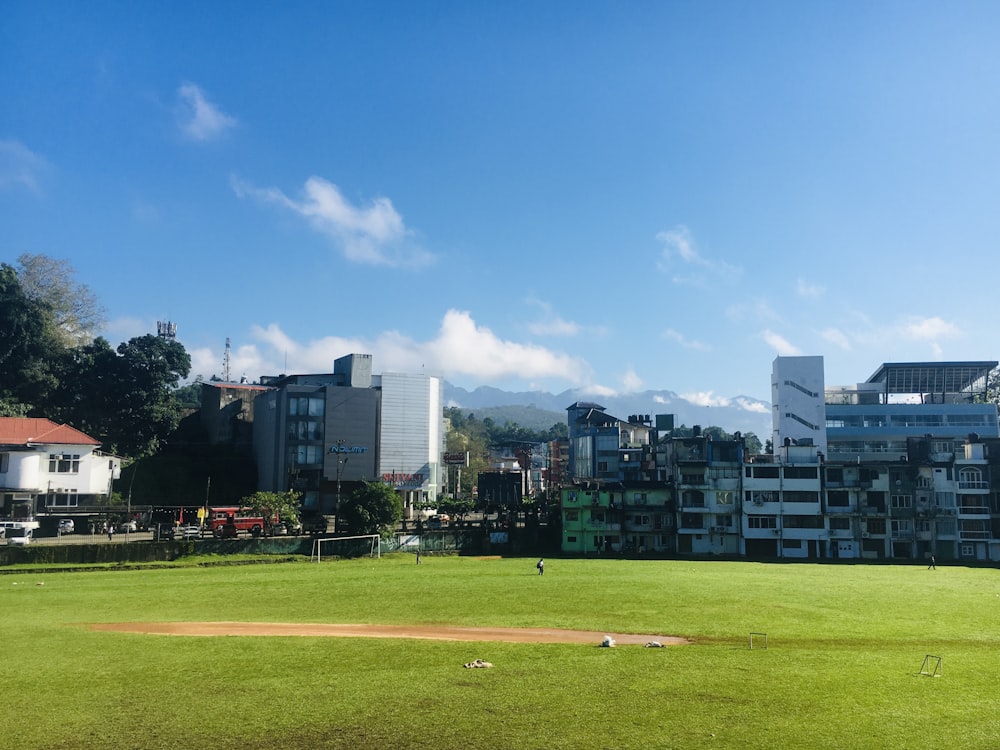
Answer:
[3, 554, 999, 749]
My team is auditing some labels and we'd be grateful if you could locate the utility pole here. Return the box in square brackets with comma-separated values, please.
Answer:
[333, 438, 347, 533]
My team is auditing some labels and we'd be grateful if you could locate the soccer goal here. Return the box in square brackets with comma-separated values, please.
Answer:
[919, 654, 943, 677]
[311, 534, 381, 562]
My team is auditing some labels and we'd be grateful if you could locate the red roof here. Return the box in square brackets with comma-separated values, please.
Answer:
[0, 418, 101, 447]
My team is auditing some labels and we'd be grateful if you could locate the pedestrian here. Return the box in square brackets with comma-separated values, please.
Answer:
[928, 555, 936, 570]
[416, 548, 422, 564]
[536, 558, 544, 576]
[107, 524, 113, 541]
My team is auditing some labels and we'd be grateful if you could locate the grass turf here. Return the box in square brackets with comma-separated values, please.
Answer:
[2, 554, 999, 749]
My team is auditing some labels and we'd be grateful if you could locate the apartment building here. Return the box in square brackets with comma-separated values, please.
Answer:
[560, 357, 1000, 562]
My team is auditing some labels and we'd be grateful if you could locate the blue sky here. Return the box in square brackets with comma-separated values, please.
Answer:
[4, 2, 1000, 409]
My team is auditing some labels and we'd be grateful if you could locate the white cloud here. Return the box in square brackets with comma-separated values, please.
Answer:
[680, 391, 732, 407]
[734, 397, 769, 414]
[662, 328, 710, 351]
[176, 83, 237, 142]
[188, 310, 593, 387]
[725, 298, 781, 324]
[0, 139, 50, 193]
[796, 278, 824, 298]
[655, 225, 741, 285]
[621, 368, 644, 392]
[761, 330, 802, 356]
[821, 327, 851, 351]
[233, 175, 435, 268]
[899, 316, 961, 342]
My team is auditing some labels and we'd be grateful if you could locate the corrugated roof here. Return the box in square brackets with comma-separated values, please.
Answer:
[0, 418, 101, 446]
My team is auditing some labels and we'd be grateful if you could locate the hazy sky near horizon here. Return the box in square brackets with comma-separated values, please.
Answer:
[4, 2, 1000, 411]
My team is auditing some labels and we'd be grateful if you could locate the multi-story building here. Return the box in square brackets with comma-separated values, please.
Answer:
[560, 357, 1000, 563]
[0, 418, 122, 519]
[253, 354, 443, 520]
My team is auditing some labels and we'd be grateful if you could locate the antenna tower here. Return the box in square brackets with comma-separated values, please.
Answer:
[223, 337, 232, 382]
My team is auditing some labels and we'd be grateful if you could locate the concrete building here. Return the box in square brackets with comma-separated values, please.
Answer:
[253, 354, 443, 521]
[560, 357, 1000, 563]
[0, 418, 122, 519]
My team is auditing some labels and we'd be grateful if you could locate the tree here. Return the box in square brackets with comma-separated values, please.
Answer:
[0, 264, 58, 413]
[338, 481, 402, 536]
[49, 334, 191, 457]
[16, 253, 105, 347]
[239, 490, 303, 535]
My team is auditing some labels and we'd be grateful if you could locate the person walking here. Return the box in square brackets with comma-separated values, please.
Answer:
[536, 558, 544, 576]
[928, 555, 936, 570]
[416, 548, 422, 565]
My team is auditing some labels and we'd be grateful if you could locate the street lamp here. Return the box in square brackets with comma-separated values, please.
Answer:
[333, 439, 347, 533]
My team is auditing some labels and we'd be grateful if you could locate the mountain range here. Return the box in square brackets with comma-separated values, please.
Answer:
[443, 383, 773, 438]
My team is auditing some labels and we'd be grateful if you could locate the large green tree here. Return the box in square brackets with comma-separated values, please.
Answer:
[49, 334, 191, 457]
[0, 264, 58, 414]
[338, 481, 402, 536]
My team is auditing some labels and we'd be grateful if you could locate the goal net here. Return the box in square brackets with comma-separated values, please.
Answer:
[311, 534, 381, 562]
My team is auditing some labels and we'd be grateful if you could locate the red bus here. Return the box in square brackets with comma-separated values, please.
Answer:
[206, 506, 277, 538]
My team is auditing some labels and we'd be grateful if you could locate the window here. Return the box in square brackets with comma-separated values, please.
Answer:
[785, 515, 823, 529]
[935, 492, 956, 509]
[633, 514, 651, 525]
[681, 472, 704, 484]
[716, 491, 734, 505]
[566, 536, 577, 543]
[747, 515, 777, 529]
[746, 491, 776, 505]
[0, 453, 7, 472]
[784, 491, 819, 504]
[48, 453, 80, 473]
[287, 396, 324, 417]
[827, 491, 849, 507]
[632, 492, 648, 505]
[46, 490, 78, 507]
[564, 510, 579, 522]
[288, 445, 323, 465]
[829, 517, 851, 530]
[890, 495, 912, 509]
[891, 519, 913, 536]
[866, 518, 886, 535]
[784, 466, 818, 479]
[715, 514, 733, 528]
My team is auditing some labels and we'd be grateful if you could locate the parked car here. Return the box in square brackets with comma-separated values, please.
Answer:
[118, 520, 138, 533]
[178, 525, 201, 539]
[58, 519, 75, 534]
[428, 514, 450, 528]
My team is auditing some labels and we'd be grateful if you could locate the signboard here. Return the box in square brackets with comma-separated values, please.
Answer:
[443, 451, 469, 466]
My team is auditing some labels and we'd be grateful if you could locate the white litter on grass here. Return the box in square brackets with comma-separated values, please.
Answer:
[463, 659, 493, 669]
[644, 641, 664, 648]
[601, 636, 616, 648]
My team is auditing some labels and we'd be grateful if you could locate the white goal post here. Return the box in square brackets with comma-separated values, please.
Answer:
[311, 534, 381, 562]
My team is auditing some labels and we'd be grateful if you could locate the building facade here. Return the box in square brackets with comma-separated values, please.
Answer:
[560, 358, 1000, 563]
[0, 418, 122, 519]
[253, 354, 443, 520]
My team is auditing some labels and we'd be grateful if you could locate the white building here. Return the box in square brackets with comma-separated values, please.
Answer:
[0, 418, 122, 518]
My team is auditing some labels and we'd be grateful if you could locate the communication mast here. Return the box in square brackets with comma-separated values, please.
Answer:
[223, 337, 232, 382]
[156, 321, 177, 340]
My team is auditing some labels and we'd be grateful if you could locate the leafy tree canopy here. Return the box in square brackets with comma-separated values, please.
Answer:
[339, 481, 402, 537]
[239, 490, 303, 533]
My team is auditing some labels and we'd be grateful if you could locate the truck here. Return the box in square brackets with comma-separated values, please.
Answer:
[206, 507, 276, 538]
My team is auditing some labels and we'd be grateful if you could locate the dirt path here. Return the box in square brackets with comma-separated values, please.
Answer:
[89, 621, 691, 645]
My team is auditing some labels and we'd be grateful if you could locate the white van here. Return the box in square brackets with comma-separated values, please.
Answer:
[1, 521, 37, 546]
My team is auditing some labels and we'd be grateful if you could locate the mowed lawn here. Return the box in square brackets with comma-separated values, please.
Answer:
[3, 554, 999, 749]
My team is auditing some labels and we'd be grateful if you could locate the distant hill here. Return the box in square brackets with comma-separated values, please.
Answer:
[444, 383, 772, 438]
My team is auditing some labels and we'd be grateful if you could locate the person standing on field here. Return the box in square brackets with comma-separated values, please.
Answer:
[928, 555, 936, 570]
[536, 558, 544, 575]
